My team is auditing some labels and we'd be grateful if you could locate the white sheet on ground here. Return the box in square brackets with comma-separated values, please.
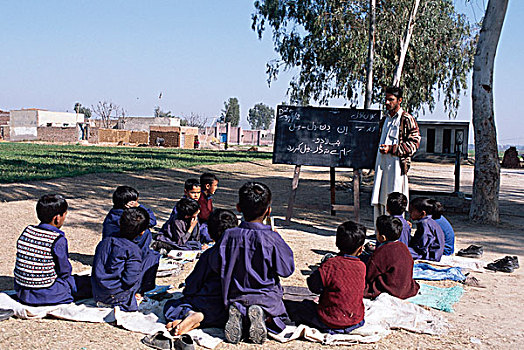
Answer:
[418, 255, 485, 272]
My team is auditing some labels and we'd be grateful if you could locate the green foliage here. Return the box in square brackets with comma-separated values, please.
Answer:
[247, 103, 275, 130]
[221, 97, 241, 126]
[154, 106, 173, 118]
[0, 143, 271, 183]
[74, 102, 92, 119]
[252, 0, 476, 117]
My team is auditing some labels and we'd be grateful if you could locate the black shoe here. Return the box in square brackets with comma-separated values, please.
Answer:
[224, 304, 243, 344]
[505, 256, 520, 269]
[248, 305, 267, 344]
[174, 334, 195, 350]
[486, 257, 515, 273]
[457, 245, 483, 258]
[141, 332, 173, 350]
[0, 309, 14, 322]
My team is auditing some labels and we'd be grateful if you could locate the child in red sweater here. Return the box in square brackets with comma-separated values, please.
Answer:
[364, 215, 419, 299]
[286, 221, 366, 334]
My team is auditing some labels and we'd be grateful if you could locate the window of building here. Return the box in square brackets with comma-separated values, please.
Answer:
[426, 128, 436, 153]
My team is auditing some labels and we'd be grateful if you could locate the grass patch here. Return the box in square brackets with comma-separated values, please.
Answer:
[0, 143, 272, 183]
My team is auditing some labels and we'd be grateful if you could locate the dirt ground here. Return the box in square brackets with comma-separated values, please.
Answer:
[0, 159, 522, 349]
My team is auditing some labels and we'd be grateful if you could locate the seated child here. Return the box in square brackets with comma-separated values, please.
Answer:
[102, 186, 159, 293]
[429, 199, 455, 256]
[155, 198, 211, 251]
[92, 207, 150, 312]
[285, 221, 366, 334]
[163, 209, 238, 335]
[364, 215, 419, 299]
[408, 197, 446, 261]
[198, 173, 219, 223]
[217, 182, 295, 345]
[386, 192, 412, 247]
[14, 194, 92, 306]
[161, 178, 201, 230]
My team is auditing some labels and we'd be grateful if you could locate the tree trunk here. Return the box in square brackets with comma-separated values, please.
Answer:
[469, 0, 509, 224]
[392, 0, 420, 87]
[364, 0, 376, 109]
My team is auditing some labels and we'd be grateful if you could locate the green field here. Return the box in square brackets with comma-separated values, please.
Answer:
[0, 143, 272, 183]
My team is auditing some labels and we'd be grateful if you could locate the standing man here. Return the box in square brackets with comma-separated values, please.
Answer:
[371, 86, 421, 223]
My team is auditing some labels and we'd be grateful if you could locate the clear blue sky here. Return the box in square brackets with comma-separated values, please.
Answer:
[0, 1, 522, 144]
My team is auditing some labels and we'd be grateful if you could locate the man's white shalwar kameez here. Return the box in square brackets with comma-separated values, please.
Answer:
[371, 109, 409, 220]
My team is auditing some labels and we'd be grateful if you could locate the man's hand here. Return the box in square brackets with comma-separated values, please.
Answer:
[379, 144, 392, 154]
[125, 201, 140, 208]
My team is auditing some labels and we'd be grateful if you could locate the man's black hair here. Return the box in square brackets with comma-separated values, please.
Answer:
[119, 207, 150, 241]
[200, 173, 218, 187]
[409, 197, 434, 215]
[184, 178, 201, 191]
[36, 194, 68, 223]
[238, 182, 272, 222]
[387, 192, 408, 215]
[336, 221, 366, 255]
[428, 199, 444, 220]
[376, 215, 403, 241]
[207, 209, 238, 242]
[385, 86, 403, 99]
[112, 186, 139, 209]
[175, 197, 200, 218]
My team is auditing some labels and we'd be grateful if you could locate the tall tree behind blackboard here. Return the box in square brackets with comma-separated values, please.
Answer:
[273, 105, 381, 169]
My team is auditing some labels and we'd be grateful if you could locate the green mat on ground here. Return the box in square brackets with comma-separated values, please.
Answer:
[406, 283, 464, 312]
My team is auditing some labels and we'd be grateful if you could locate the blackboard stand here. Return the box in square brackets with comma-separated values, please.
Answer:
[285, 166, 361, 224]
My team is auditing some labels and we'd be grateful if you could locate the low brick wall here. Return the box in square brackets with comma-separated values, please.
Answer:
[130, 131, 148, 144]
[150, 131, 180, 147]
[88, 127, 99, 144]
[0, 126, 9, 140]
[150, 126, 181, 133]
[37, 126, 78, 143]
[98, 129, 130, 144]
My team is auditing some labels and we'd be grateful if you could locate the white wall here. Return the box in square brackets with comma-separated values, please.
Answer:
[37, 110, 84, 126]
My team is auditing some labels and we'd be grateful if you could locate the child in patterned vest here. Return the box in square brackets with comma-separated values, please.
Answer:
[14, 194, 92, 306]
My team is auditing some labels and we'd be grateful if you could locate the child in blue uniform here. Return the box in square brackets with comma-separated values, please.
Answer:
[386, 192, 412, 247]
[160, 178, 201, 232]
[163, 209, 238, 335]
[14, 194, 91, 306]
[102, 186, 159, 293]
[92, 207, 150, 311]
[429, 200, 455, 255]
[155, 198, 212, 251]
[218, 182, 295, 345]
[408, 197, 445, 261]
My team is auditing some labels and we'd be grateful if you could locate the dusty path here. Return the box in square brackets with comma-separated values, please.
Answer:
[0, 160, 522, 349]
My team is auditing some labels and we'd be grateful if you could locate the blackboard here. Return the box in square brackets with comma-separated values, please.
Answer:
[273, 105, 381, 169]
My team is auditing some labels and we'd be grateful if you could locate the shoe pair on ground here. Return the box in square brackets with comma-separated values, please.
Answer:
[485, 256, 520, 273]
[224, 304, 267, 344]
[141, 332, 194, 350]
[457, 245, 483, 258]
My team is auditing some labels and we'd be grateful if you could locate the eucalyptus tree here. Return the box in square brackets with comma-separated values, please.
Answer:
[252, 0, 476, 116]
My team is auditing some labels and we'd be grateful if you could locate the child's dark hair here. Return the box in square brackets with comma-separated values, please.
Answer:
[184, 178, 200, 191]
[176, 198, 200, 218]
[387, 192, 408, 215]
[112, 186, 139, 209]
[238, 182, 272, 221]
[376, 215, 403, 241]
[207, 209, 238, 242]
[119, 207, 150, 240]
[428, 199, 444, 220]
[200, 173, 218, 187]
[36, 194, 68, 223]
[409, 197, 433, 216]
[336, 221, 366, 254]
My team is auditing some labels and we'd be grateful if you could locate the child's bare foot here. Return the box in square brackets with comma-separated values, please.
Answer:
[170, 311, 204, 336]
[166, 320, 183, 332]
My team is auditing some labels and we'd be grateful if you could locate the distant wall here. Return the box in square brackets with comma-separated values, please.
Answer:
[98, 129, 130, 144]
[150, 131, 180, 147]
[37, 110, 84, 126]
[0, 126, 9, 140]
[37, 127, 78, 143]
[130, 131, 149, 144]
[118, 116, 181, 131]
[9, 110, 38, 141]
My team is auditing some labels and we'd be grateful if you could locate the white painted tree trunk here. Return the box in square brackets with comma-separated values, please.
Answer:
[392, 0, 420, 87]
[470, 0, 509, 224]
[364, 0, 376, 109]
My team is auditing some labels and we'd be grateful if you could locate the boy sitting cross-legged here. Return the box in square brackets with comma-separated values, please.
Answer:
[217, 182, 295, 344]
[285, 221, 366, 334]
[163, 209, 239, 335]
[364, 215, 420, 299]
[160, 178, 202, 232]
[14, 194, 92, 306]
[92, 207, 150, 311]
[102, 186, 159, 293]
